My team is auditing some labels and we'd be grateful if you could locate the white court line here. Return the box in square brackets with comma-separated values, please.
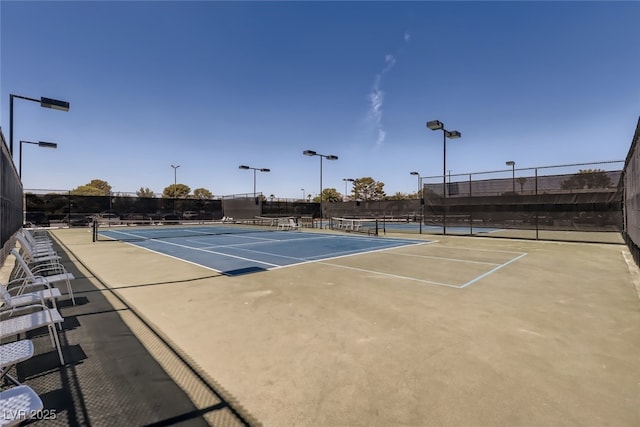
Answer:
[191, 234, 342, 249]
[383, 252, 502, 266]
[317, 262, 460, 288]
[102, 229, 428, 270]
[459, 253, 528, 288]
[430, 244, 525, 255]
[108, 232, 281, 267]
[221, 240, 429, 265]
[111, 242, 225, 274]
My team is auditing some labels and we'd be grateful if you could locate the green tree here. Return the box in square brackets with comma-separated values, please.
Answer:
[352, 177, 386, 201]
[136, 187, 155, 198]
[322, 188, 342, 203]
[386, 192, 408, 200]
[162, 184, 191, 198]
[192, 188, 213, 199]
[561, 169, 613, 190]
[88, 179, 111, 194]
[71, 184, 107, 196]
[71, 179, 112, 196]
[312, 188, 342, 203]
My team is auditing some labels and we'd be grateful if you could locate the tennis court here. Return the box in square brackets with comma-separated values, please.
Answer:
[97, 225, 429, 276]
[50, 227, 640, 426]
[95, 224, 528, 287]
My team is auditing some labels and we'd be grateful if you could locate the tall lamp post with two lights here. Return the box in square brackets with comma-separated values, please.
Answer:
[170, 164, 180, 193]
[170, 164, 181, 214]
[303, 150, 338, 222]
[426, 120, 462, 235]
[239, 165, 270, 198]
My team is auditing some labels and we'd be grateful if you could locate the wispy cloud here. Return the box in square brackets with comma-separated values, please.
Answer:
[367, 32, 410, 147]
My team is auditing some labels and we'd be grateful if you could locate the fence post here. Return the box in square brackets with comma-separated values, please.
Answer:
[535, 168, 539, 240]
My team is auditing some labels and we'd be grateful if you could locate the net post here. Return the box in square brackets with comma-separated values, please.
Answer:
[469, 173, 473, 235]
[92, 220, 97, 242]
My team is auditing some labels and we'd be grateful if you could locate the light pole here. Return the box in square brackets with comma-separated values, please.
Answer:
[303, 150, 338, 221]
[410, 171, 424, 234]
[342, 178, 354, 201]
[506, 161, 516, 194]
[301, 188, 305, 201]
[239, 165, 270, 198]
[426, 120, 462, 235]
[19, 140, 58, 178]
[171, 164, 180, 189]
[10, 94, 69, 158]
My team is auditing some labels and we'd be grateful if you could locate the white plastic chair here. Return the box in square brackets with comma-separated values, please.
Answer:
[0, 385, 44, 427]
[11, 249, 75, 305]
[15, 234, 61, 264]
[0, 340, 34, 385]
[0, 303, 65, 365]
[1, 278, 62, 327]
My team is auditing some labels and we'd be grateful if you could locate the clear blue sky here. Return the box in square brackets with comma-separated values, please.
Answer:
[1, 1, 638, 198]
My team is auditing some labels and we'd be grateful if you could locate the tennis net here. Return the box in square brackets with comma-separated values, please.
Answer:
[330, 217, 379, 235]
[92, 218, 295, 242]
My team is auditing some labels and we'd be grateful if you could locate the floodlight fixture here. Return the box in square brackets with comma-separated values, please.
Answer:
[37, 141, 58, 148]
[426, 120, 443, 130]
[445, 130, 462, 139]
[303, 150, 317, 156]
[40, 97, 70, 111]
[19, 140, 58, 178]
[10, 93, 70, 157]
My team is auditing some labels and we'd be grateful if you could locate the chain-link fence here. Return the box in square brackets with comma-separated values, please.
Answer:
[622, 118, 640, 266]
[25, 159, 627, 244]
[0, 129, 23, 265]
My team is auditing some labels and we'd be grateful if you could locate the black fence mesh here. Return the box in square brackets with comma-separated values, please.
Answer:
[25, 158, 630, 245]
[623, 118, 640, 266]
[320, 162, 624, 243]
[25, 193, 224, 224]
[262, 200, 320, 218]
[0, 129, 23, 265]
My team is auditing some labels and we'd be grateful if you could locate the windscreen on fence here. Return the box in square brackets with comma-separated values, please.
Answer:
[0, 129, 23, 265]
[321, 162, 624, 243]
[623, 117, 640, 265]
[24, 193, 224, 225]
[417, 162, 624, 241]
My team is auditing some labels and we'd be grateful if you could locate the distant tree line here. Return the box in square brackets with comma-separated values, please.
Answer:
[70, 179, 214, 199]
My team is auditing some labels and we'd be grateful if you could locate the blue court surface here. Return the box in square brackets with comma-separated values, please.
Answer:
[98, 227, 426, 276]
